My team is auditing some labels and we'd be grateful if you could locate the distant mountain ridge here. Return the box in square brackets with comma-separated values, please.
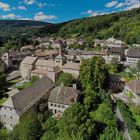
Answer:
[0, 20, 52, 27]
[0, 20, 53, 44]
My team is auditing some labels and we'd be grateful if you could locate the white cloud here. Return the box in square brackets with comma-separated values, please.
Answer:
[125, 3, 140, 10]
[81, 10, 94, 15]
[105, 1, 118, 8]
[0, 13, 32, 20]
[0, 14, 21, 19]
[34, 12, 57, 21]
[37, 2, 46, 8]
[115, 0, 140, 9]
[90, 12, 110, 17]
[18, 6, 27, 10]
[0, 2, 10, 11]
[12, 7, 16, 10]
[20, 17, 32, 20]
[115, 2, 126, 8]
[24, 0, 36, 5]
[81, 9, 115, 17]
[46, 4, 55, 7]
[126, 0, 139, 4]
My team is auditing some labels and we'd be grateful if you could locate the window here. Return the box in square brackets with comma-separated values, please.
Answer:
[4, 115, 6, 117]
[10, 108, 12, 111]
[4, 122, 6, 124]
[55, 109, 57, 113]
[11, 116, 12, 119]
[62, 106, 65, 108]
[10, 124, 12, 126]
[51, 103, 53, 106]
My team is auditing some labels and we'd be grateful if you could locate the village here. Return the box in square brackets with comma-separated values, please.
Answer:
[0, 36, 140, 132]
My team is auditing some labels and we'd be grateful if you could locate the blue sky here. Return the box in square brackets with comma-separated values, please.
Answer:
[0, 0, 139, 23]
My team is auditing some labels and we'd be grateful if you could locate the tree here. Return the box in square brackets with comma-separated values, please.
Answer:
[130, 129, 140, 140]
[99, 126, 124, 140]
[58, 103, 95, 140]
[31, 75, 39, 83]
[57, 73, 75, 86]
[80, 56, 108, 91]
[10, 111, 43, 140]
[41, 117, 58, 140]
[3, 40, 16, 51]
[83, 88, 103, 111]
[109, 58, 120, 73]
[0, 128, 9, 140]
[90, 101, 117, 127]
[0, 73, 7, 95]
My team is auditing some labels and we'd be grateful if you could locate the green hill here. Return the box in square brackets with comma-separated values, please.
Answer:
[0, 20, 52, 45]
[0, 20, 51, 27]
[39, 8, 140, 44]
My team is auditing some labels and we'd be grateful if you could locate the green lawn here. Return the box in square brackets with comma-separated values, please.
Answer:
[8, 78, 22, 85]
[127, 91, 136, 100]
[16, 82, 32, 90]
[134, 115, 140, 127]
[116, 67, 138, 81]
[129, 105, 140, 127]
[0, 98, 6, 105]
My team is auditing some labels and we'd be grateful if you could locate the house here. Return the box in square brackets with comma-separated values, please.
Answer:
[51, 40, 64, 49]
[21, 45, 34, 51]
[0, 77, 54, 130]
[104, 47, 124, 63]
[108, 74, 125, 93]
[123, 80, 140, 104]
[20, 47, 80, 82]
[126, 48, 140, 66]
[105, 38, 126, 48]
[55, 48, 67, 68]
[20, 56, 38, 79]
[125, 80, 140, 95]
[80, 50, 107, 60]
[94, 39, 105, 47]
[133, 44, 140, 47]
[67, 48, 124, 64]
[34, 49, 59, 59]
[94, 38, 126, 48]
[36, 37, 51, 48]
[31, 59, 62, 82]
[1, 53, 13, 69]
[64, 55, 75, 63]
[62, 62, 80, 79]
[48, 84, 80, 117]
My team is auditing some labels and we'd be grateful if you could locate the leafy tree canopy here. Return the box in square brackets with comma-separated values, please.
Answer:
[57, 73, 75, 86]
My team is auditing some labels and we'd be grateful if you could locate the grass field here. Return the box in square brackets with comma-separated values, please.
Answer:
[0, 98, 6, 105]
[16, 82, 32, 90]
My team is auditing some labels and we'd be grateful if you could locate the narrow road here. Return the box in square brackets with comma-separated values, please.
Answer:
[116, 107, 132, 140]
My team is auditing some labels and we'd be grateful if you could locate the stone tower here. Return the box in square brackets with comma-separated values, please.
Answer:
[55, 46, 66, 68]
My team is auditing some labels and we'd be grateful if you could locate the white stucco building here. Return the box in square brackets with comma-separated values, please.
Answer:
[48, 84, 80, 117]
[126, 48, 140, 66]
[0, 77, 54, 130]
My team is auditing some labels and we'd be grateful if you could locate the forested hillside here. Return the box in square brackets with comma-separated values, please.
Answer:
[0, 20, 51, 45]
[39, 8, 140, 44]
